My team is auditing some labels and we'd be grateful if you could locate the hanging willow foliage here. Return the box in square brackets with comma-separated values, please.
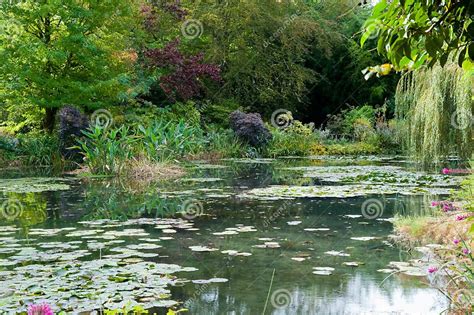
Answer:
[395, 63, 473, 168]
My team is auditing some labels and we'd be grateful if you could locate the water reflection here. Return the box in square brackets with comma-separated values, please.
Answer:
[184, 273, 446, 314]
[0, 157, 453, 314]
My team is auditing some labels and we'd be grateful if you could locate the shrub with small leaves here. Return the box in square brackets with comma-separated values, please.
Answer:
[58, 106, 89, 160]
[229, 111, 271, 147]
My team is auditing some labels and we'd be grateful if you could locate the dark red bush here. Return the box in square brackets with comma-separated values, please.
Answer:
[144, 39, 221, 101]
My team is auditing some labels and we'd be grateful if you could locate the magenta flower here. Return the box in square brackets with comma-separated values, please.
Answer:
[462, 248, 471, 255]
[442, 204, 452, 212]
[442, 168, 450, 175]
[427, 266, 438, 274]
[431, 201, 439, 207]
[28, 303, 54, 315]
[453, 239, 460, 245]
[456, 214, 468, 221]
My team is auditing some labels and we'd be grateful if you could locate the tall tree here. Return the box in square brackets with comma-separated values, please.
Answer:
[189, 0, 321, 116]
[0, 0, 139, 132]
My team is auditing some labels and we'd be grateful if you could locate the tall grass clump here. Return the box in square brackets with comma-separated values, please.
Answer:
[137, 119, 205, 161]
[76, 120, 207, 176]
[205, 128, 249, 158]
[0, 133, 63, 168]
[76, 126, 134, 175]
[395, 62, 473, 168]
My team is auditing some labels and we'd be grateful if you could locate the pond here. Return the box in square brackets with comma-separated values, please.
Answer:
[0, 156, 458, 314]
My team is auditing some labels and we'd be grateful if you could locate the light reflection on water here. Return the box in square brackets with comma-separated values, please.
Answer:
[0, 157, 452, 314]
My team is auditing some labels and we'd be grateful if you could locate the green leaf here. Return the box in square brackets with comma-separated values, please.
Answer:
[425, 37, 439, 58]
[458, 47, 467, 67]
[360, 31, 370, 47]
[372, 1, 387, 17]
[399, 56, 412, 69]
[468, 43, 474, 61]
[439, 53, 449, 67]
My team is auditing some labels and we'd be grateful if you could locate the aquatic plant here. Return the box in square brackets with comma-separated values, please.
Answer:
[205, 128, 248, 158]
[16, 134, 63, 168]
[28, 303, 54, 315]
[76, 125, 134, 175]
[395, 62, 473, 168]
[136, 119, 205, 161]
[266, 128, 320, 157]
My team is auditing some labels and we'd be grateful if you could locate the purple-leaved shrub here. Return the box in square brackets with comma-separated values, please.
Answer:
[229, 111, 271, 147]
[58, 106, 89, 160]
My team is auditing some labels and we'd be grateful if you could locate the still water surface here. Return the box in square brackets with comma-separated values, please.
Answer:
[0, 157, 451, 314]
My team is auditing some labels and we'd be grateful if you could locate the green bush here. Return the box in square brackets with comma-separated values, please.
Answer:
[353, 117, 375, 142]
[266, 128, 319, 157]
[111, 101, 201, 128]
[0, 133, 62, 167]
[342, 105, 375, 135]
[200, 99, 241, 128]
[325, 142, 379, 155]
[18, 134, 62, 167]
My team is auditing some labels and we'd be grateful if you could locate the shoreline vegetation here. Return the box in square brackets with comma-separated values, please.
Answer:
[392, 169, 473, 313]
[0, 0, 473, 313]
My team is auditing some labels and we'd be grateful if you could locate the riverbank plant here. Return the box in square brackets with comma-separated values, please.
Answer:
[393, 162, 473, 313]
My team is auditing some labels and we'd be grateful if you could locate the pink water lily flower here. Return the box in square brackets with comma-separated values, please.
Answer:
[442, 168, 450, 175]
[28, 303, 54, 315]
[428, 266, 438, 274]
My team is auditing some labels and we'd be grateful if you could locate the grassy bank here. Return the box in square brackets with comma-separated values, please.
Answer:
[392, 169, 473, 313]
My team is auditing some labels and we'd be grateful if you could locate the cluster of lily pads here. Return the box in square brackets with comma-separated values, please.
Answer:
[0, 218, 209, 313]
[0, 177, 73, 193]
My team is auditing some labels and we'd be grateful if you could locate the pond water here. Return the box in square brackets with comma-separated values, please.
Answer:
[0, 156, 457, 314]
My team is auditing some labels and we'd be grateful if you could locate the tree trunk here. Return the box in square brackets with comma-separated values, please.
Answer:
[43, 107, 58, 133]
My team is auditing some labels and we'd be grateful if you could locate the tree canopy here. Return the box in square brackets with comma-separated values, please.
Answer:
[362, 0, 474, 71]
[0, 0, 139, 130]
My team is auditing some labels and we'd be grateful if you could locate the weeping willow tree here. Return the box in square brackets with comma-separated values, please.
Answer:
[395, 62, 473, 168]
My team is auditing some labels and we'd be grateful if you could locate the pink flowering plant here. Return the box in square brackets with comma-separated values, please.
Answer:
[426, 163, 474, 312]
[426, 235, 473, 313]
[27, 303, 54, 315]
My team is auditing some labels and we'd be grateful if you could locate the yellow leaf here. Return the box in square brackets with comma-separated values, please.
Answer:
[380, 64, 392, 75]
